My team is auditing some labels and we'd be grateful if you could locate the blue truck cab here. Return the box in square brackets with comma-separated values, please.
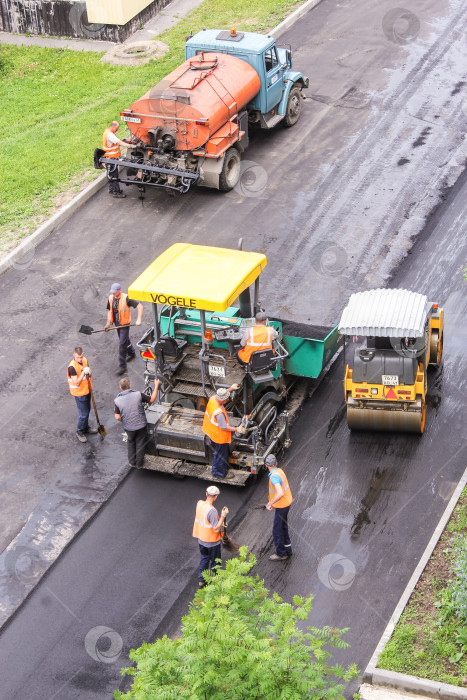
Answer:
[185, 29, 309, 127]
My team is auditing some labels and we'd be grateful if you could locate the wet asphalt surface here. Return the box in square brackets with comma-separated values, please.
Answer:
[1, 0, 467, 697]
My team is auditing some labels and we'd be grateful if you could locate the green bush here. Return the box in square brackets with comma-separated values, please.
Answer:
[115, 549, 358, 699]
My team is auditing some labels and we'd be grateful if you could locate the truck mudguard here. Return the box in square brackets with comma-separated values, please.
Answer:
[278, 72, 309, 116]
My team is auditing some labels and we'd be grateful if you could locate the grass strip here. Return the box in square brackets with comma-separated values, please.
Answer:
[378, 486, 467, 686]
[0, 0, 305, 254]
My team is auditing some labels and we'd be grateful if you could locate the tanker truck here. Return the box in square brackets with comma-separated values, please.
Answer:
[99, 29, 309, 194]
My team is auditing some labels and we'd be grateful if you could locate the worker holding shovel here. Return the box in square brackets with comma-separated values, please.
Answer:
[67, 347, 99, 443]
[105, 283, 143, 376]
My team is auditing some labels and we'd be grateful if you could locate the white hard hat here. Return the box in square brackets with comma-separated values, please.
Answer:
[206, 485, 220, 495]
[216, 388, 230, 401]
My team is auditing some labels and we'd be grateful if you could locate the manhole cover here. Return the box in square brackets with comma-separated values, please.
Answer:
[102, 40, 169, 66]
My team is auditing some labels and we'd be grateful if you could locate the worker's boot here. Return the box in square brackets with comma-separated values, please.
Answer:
[76, 432, 87, 443]
[269, 553, 287, 561]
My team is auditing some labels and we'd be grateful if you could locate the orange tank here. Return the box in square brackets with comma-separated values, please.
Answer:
[124, 52, 261, 151]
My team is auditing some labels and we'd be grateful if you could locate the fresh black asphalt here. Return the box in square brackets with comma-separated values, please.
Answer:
[1, 0, 466, 698]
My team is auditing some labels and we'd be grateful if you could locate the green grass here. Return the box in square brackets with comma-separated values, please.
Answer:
[378, 487, 467, 686]
[0, 0, 304, 254]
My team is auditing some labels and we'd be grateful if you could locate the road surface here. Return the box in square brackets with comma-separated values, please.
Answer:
[0, 0, 466, 696]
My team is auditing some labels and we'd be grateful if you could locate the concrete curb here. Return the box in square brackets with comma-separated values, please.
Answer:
[271, 0, 323, 38]
[1, 0, 324, 276]
[363, 466, 467, 698]
[0, 173, 107, 276]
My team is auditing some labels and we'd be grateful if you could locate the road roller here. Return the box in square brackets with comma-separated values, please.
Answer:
[97, 29, 308, 194]
[339, 289, 444, 433]
[125, 243, 340, 485]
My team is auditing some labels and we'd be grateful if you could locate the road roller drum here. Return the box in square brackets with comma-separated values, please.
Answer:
[346, 398, 426, 433]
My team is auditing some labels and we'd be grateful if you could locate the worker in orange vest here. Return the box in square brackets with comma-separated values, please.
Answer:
[265, 454, 293, 561]
[237, 311, 278, 365]
[202, 385, 241, 479]
[67, 346, 98, 443]
[105, 283, 143, 375]
[102, 120, 136, 198]
[193, 485, 229, 588]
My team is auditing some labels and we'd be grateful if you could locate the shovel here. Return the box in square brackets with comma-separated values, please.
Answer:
[79, 323, 138, 335]
[87, 378, 108, 438]
[222, 516, 239, 552]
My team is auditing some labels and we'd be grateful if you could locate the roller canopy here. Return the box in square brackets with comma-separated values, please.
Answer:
[339, 289, 430, 337]
[129, 243, 267, 312]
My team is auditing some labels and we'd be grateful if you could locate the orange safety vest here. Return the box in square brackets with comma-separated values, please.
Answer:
[238, 324, 274, 363]
[108, 293, 132, 326]
[192, 500, 222, 542]
[268, 467, 293, 509]
[202, 397, 231, 444]
[102, 128, 121, 159]
[68, 358, 91, 397]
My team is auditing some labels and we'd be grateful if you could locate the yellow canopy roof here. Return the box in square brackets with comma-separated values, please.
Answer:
[128, 243, 267, 312]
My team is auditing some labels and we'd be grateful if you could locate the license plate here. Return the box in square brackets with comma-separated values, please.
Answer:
[120, 115, 141, 123]
[209, 365, 226, 378]
[382, 375, 398, 386]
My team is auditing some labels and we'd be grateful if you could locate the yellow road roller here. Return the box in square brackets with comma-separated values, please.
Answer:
[339, 289, 444, 433]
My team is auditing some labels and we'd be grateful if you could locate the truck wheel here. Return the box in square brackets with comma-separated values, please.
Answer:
[219, 148, 241, 191]
[284, 86, 302, 127]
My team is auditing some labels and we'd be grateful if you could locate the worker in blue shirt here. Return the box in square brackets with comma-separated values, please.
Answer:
[265, 454, 293, 561]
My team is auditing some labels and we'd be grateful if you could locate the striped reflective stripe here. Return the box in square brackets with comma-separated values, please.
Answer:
[247, 326, 273, 347]
[268, 468, 290, 493]
[209, 407, 224, 426]
[102, 128, 121, 159]
[194, 515, 214, 529]
[193, 500, 222, 542]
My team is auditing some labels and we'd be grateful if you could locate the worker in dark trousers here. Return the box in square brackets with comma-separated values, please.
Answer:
[114, 377, 161, 467]
[265, 454, 293, 561]
[105, 283, 143, 375]
[102, 120, 136, 198]
[67, 346, 98, 443]
[192, 485, 229, 588]
[202, 386, 241, 479]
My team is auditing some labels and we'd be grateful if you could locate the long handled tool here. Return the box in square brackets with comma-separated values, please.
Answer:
[222, 516, 239, 552]
[87, 378, 108, 438]
[79, 323, 139, 335]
